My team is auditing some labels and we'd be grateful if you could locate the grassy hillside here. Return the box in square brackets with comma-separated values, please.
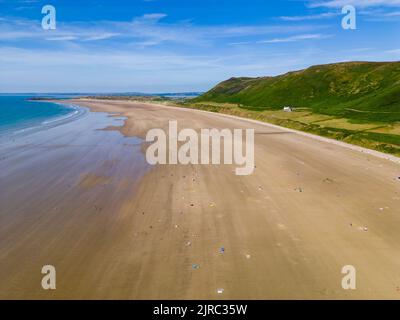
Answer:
[186, 61, 400, 156]
[195, 61, 400, 123]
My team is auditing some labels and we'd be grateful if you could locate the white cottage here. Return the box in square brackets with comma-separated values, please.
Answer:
[283, 106, 293, 112]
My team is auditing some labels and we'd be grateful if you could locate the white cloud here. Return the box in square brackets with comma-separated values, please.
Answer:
[0, 43, 398, 93]
[384, 48, 400, 53]
[280, 12, 338, 21]
[46, 36, 78, 41]
[140, 13, 168, 21]
[310, 0, 400, 8]
[0, 13, 324, 46]
[84, 33, 121, 41]
[359, 8, 400, 20]
[258, 33, 332, 44]
[0, 46, 334, 92]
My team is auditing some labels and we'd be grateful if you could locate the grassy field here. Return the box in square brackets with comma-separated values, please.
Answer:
[177, 101, 400, 157]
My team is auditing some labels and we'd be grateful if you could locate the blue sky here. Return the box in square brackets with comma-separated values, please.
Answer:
[0, 0, 399, 93]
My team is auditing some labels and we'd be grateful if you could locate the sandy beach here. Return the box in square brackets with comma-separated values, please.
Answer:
[1, 98, 400, 299]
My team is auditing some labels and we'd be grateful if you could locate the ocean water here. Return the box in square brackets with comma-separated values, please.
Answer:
[0, 95, 75, 134]
[0, 92, 201, 135]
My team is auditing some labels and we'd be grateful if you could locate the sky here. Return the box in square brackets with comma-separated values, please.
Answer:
[0, 0, 399, 93]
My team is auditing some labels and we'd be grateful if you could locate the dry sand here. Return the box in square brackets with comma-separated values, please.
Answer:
[1, 98, 400, 299]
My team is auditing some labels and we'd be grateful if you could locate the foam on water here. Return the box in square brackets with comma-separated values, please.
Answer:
[0, 95, 76, 135]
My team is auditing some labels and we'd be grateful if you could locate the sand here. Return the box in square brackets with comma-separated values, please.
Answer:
[1, 98, 400, 299]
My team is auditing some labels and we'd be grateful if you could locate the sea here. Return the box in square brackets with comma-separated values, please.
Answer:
[0, 92, 202, 135]
[0, 94, 78, 135]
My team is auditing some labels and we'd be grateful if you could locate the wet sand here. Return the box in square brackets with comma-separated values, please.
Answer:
[1, 98, 400, 299]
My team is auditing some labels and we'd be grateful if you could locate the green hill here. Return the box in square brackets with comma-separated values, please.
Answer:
[195, 61, 400, 123]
